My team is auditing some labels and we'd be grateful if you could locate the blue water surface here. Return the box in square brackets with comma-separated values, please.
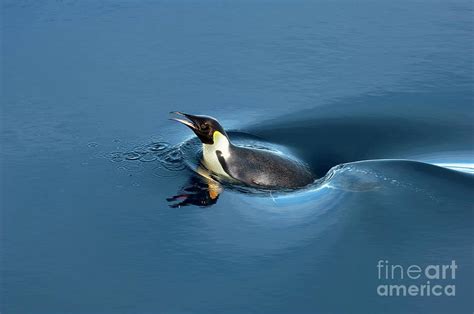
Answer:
[2, 0, 473, 313]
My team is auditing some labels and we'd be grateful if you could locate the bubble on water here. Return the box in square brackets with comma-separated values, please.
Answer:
[145, 141, 170, 153]
[164, 148, 182, 161]
[162, 161, 187, 171]
[108, 152, 124, 162]
[123, 152, 142, 160]
[160, 148, 186, 171]
[139, 153, 158, 162]
[87, 142, 99, 148]
[128, 145, 145, 154]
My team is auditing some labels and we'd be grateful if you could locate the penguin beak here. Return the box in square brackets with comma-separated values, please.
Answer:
[169, 112, 198, 130]
[169, 111, 222, 145]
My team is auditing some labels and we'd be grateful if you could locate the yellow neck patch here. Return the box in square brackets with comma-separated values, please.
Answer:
[212, 131, 227, 145]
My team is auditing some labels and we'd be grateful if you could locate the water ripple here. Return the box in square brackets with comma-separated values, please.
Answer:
[105, 139, 187, 174]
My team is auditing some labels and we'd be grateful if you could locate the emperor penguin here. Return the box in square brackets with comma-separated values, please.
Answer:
[171, 112, 314, 189]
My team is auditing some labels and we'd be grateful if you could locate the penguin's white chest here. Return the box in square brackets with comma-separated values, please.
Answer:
[202, 132, 232, 178]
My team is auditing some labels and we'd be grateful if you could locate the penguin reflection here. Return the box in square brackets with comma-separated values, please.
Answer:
[167, 172, 222, 208]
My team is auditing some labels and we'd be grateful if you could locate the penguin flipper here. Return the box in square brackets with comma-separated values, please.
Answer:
[215, 150, 235, 179]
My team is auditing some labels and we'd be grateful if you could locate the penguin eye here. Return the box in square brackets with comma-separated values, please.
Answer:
[201, 123, 209, 130]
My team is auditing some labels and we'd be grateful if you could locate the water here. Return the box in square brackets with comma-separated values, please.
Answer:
[2, 0, 473, 313]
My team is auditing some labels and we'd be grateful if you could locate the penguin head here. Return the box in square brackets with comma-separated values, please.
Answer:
[170, 112, 227, 145]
